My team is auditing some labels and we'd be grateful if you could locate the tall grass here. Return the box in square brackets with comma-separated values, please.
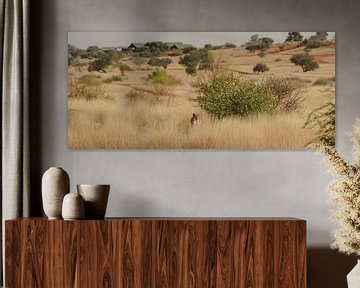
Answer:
[68, 73, 107, 100]
[68, 97, 313, 149]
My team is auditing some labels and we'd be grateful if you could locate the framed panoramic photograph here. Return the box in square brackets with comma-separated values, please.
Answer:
[68, 32, 335, 149]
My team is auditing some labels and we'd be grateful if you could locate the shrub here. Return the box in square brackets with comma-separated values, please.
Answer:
[85, 46, 103, 59]
[313, 77, 332, 86]
[263, 77, 305, 112]
[103, 75, 122, 83]
[196, 73, 274, 119]
[305, 39, 323, 49]
[148, 70, 181, 86]
[275, 58, 282, 62]
[303, 33, 332, 49]
[169, 50, 183, 56]
[125, 90, 145, 103]
[132, 55, 146, 67]
[253, 63, 269, 74]
[290, 52, 319, 72]
[88, 53, 112, 73]
[224, 42, 237, 49]
[257, 51, 266, 58]
[148, 58, 173, 69]
[118, 63, 132, 75]
[68, 55, 74, 66]
[69, 75, 106, 100]
[78, 74, 102, 86]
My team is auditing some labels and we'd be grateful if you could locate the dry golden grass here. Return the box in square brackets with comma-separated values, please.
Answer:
[69, 96, 314, 149]
[68, 45, 335, 149]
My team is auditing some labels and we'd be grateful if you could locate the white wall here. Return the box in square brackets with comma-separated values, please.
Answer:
[33, 0, 360, 248]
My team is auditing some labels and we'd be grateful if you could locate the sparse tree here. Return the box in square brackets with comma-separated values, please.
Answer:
[204, 44, 213, 49]
[253, 63, 269, 74]
[162, 58, 172, 69]
[285, 32, 304, 42]
[148, 58, 173, 70]
[224, 42, 237, 49]
[290, 52, 319, 72]
[147, 41, 169, 52]
[68, 44, 81, 58]
[85, 46, 102, 58]
[179, 49, 214, 75]
[245, 36, 274, 52]
[314, 32, 328, 41]
[132, 55, 146, 68]
[250, 34, 259, 42]
[88, 53, 112, 73]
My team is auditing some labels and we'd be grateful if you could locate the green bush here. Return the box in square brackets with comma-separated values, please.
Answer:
[290, 52, 319, 72]
[148, 70, 181, 86]
[253, 63, 269, 74]
[196, 73, 274, 119]
[88, 53, 112, 72]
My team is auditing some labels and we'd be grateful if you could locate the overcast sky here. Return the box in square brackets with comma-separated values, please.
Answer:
[68, 32, 335, 49]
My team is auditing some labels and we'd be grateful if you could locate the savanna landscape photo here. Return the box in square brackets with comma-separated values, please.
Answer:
[68, 32, 335, 149]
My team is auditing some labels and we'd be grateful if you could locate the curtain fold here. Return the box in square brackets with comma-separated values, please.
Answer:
[0, 0, 30, 284]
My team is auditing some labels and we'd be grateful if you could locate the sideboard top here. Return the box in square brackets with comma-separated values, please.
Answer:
[6, 217, 306, 222]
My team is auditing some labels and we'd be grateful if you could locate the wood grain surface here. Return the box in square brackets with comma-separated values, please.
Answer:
[5, 218, 306, 287]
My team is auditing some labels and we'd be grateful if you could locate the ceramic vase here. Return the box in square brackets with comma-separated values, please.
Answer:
[77, 184, 110, 219]
[347, 259, 360, 288]
[42, 167, 70, 219]
[62, 192, 85, 220]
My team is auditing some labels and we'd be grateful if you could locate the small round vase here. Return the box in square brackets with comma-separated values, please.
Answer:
[62, 192, 85, 220]
[77, 184, 110, 219]
[42, 167, 70, 219]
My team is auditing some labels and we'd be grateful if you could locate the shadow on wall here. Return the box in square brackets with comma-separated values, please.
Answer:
[308, 248, 357, 288]
[29, 0, 47, 216]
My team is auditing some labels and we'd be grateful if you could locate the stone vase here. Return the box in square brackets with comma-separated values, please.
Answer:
[77, 184, 110, 219]
[42, 167, 70, 219]
[347, 259, 360, 288]
[62, 192, 85, 220]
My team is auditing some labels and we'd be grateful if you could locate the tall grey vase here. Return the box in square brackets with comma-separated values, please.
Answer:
[42, 167, 70, 219]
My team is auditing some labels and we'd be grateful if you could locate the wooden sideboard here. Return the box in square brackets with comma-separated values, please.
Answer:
[5, 217, 306, 287]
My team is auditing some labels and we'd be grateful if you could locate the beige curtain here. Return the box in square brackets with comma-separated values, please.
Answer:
[0, 0, 30, 284]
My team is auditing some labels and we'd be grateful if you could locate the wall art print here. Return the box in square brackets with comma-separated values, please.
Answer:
[68, 32, 335, 149]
